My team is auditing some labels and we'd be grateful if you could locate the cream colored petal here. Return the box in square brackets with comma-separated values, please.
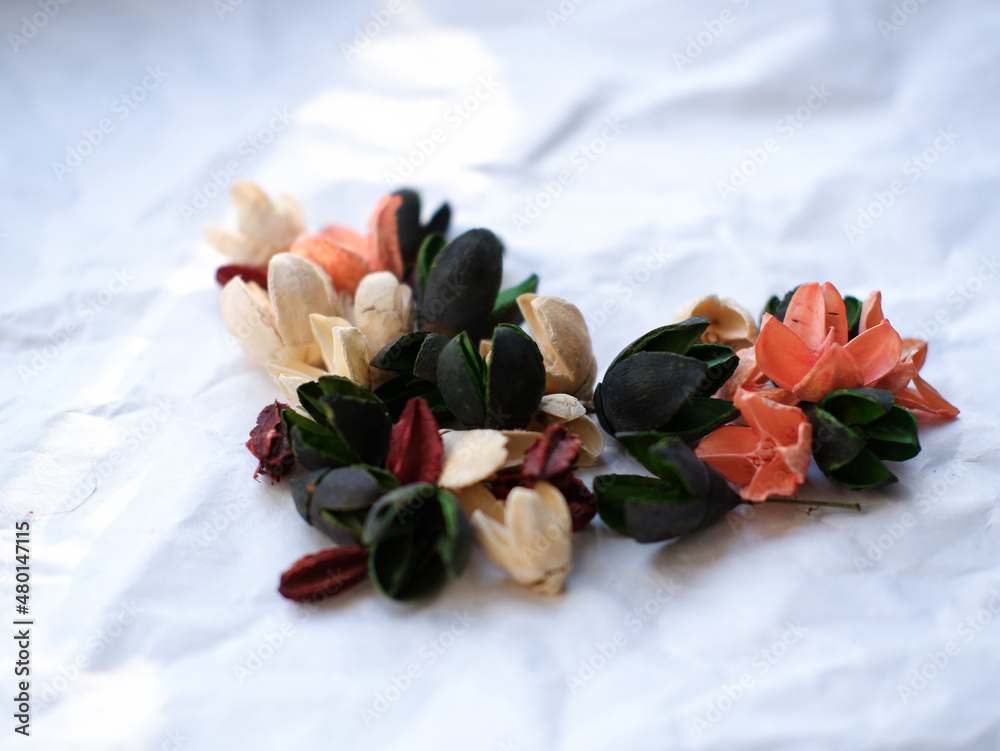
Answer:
[268, 254, 337, 366]
[206, 182, 305, 265]
[537, 393, 587, 422]
[219, 278, 282, 365]
[713, 298, 758, 344]
[352, 271, 415, 357]
[308, 315, 370, 387]
[564, 415, 604, 467]
[675, 294, 721, 324]
[517, 294, 597, 401]
[438, 429, 508, 490]
[454, 482, 504, 524]
[499, 430, 543, 469]
[479, 339, 492, 363]
[267, 360, 327, 406]
[471, 482, 572, 596]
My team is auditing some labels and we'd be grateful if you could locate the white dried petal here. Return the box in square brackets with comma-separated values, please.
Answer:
[219, 278, 282, 366]
[268, 254, 337, 366]
[499, 430, 543, 469]
[206, 181, 305, 265]
[453, 482, 504, 524]
[438, 429, 509, 490]
[267, 360, 327, 406]
[353, 271, 415, 358]
[309, 315, 371, 388]
[537, 393, 586, 422]
[564, 415, 604, 467]
[517, 293, 597, 401]
[470, 481, 572, 596]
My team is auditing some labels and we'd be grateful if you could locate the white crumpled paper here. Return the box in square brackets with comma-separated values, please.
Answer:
[2, 0, 999, 749]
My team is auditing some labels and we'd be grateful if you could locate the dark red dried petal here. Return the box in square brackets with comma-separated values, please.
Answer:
[522, 423, 582, 482]
[246, 401, 294, 483]
[278, 546, 370, 603]
[556, 475, 597, 532]
[385, 397, 444, 485]
[217, 264, 269, 289]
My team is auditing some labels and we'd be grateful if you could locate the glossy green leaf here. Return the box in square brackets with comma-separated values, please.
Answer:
[844, 295, 862, 338]
[827, 448, 898, 490]
[658, 397, 738, 440]
[282, 409, 359, 470]
[491, 274, 539, 325]
[685, 343, 739, 397]
[819, 388, 893, 426]
[864, 406, 920, 461]
[607, 316, 710, 371]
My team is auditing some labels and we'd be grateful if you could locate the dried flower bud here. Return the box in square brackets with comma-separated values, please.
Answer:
[278, 546, 369, 603]
[246, 401, 294, 482]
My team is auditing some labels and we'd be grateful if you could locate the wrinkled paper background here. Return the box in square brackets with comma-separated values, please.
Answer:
[2, 0, 999, 749]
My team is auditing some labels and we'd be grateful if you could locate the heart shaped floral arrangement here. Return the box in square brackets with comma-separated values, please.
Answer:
[210, 182, 958, 605]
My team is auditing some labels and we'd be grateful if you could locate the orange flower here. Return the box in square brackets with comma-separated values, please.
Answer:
[695, 389, 812, 501]
[715, 347, 797, 405]
[856, 291, 959, 418]
[289, 194, 404, 295]
[754, 282, 902, 402]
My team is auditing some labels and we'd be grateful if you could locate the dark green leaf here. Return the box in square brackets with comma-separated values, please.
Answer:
[658, 397, 738, 440]
[808, 407, 866, 473]
[864, 406, 920, 462]
[317, 394, 392, 468]
[413, 332, 450, 384]
[844, 295, 862, 338]
[370, 331, 435, 373]
[685, 343, 739, 396]
[608, 317, 710, 370]
[416, 234, 447, 295]
[282, 410, 358, 470]
[819, 388, 893, 426]
[437, 331, 488, 427]
[491, 274, 539, 325]
[596, 351, 708, 434]
[827, 448, 898, 490]
[486, 324, 546, 429]
[421, 228, 503, 339]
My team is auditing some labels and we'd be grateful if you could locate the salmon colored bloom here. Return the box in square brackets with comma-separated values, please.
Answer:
[696, 389, 812, 501]
[289, 194, 404, 295]
[754, 282, 902, 403]
[857, 291, 959, 418]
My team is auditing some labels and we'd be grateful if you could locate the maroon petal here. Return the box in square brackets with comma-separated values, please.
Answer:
[278, 546, 370, 603]
[246, 401, 294, 483]
[555, 475, 597, 532]
[385, 397, 444, 485]
[217, 264, 269, 289]
[522, 423, 582, 481]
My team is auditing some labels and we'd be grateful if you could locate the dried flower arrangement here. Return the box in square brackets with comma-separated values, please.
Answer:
[210, 182, 958, 604]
